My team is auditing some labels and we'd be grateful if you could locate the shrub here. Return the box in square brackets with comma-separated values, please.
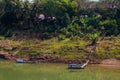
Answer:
[0, 36, 5, 40]
[29, 51, 42, 55]
[58, 34, 66, 41]
[18, 51, 26, 55]
[99, 19, 118, 35]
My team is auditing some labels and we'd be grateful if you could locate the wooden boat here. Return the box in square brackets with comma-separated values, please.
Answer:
[16, 59, 24, 63]
[68, 64, 84, 69]
[68, 60, 89, 69]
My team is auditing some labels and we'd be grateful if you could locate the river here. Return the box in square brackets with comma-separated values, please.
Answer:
[0, 60, 120, 80]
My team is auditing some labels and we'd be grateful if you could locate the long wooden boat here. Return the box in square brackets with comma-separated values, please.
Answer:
[68, 60, 89, 69]
[68, 64, 84, 69]
[16, 59, 24, 63]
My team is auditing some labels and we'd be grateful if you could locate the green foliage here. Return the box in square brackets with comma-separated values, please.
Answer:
[86, 32, 100, 44]
[29, 51, 42, 55]
[96, 36, 120, 59]
[107, 49, 120, 59]
[109, 49, 120, 55]
[1, 35, 120, 60]
[0, 0, 119, 61]
[99, 19, 118, 35]
[18, 51, 26, 55]
[0, 0, 119, 39]
[0, 36, 5, 40]
[58, 34, 66, 41]
[5, 29, 13, 37]
[96, 53, 109, 60]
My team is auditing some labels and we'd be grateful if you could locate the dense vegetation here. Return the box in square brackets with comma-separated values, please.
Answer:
[0, 36, 120, 62]
[0, 0, 120, 62]
[0, 0, 120, 39]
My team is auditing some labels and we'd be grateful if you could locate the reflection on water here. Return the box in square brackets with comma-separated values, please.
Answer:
[68, 69, 84, 72]
[0, 58, 5, 61]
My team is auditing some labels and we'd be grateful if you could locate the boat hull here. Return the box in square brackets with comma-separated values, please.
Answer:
[16, 59, 24, 63]
[68, 64, 84, 69]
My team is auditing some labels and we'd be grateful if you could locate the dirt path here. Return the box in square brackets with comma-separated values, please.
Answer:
[99, 58, 120, 68]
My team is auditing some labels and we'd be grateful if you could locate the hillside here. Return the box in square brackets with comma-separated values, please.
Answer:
[0, 36, 120, 63]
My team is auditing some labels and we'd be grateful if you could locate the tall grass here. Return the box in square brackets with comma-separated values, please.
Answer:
[0, 36, 120, 60]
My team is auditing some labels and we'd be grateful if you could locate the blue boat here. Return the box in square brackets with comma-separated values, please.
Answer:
[68, 64, 84, 69]
[68, 60, 89, 69]
[16, 59, 24, 63]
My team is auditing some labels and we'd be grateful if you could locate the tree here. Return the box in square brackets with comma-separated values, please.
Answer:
[100, 0, 120, 8]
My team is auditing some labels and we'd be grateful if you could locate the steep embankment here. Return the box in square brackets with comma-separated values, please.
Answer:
[0, 36, 120, 64]
[99, 58, 120, 68]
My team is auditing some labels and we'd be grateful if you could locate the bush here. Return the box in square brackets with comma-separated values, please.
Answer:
[0, 36, 5, 40]
[29, 51, 42, 55]
[96, 53, 109, 59]
[99, 19, 118, 35]
[115, 55, 120, 59]
[58, 34, 66, 41]
[18, 51, 26, 55]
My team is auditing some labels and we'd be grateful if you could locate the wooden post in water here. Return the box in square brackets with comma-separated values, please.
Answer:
[81, 60, 90, 68]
